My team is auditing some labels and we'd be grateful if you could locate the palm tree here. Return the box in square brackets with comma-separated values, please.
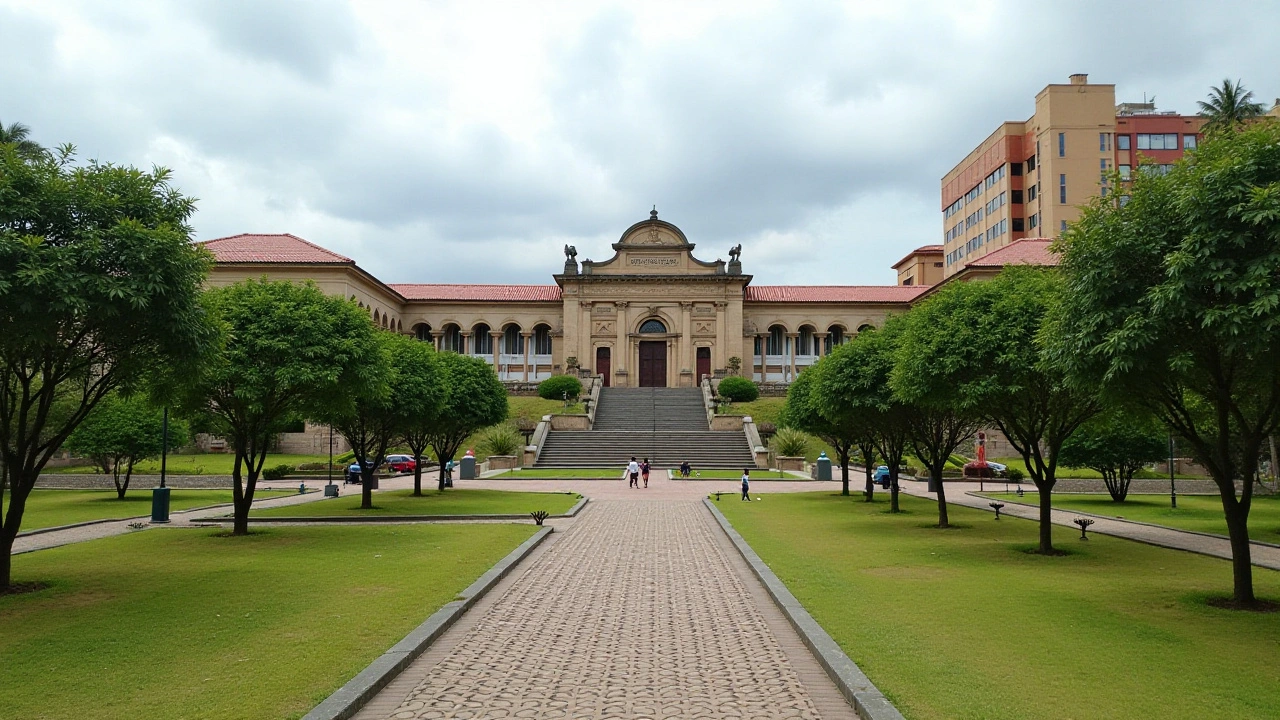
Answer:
[1197, 79, 1265, 134]
[0, 120, 46, 159]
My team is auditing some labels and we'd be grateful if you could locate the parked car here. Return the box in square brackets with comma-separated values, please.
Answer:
[986, 461, 1008, 474]
[384, 454, 417, 474]
[345, 460, 375, 484]
[873, 465, 891, 488]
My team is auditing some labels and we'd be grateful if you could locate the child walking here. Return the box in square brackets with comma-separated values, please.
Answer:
[741, 468, 751, 501]
[641, 458, 651, 488]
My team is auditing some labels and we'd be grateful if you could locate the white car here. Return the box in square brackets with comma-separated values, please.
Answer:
[985, 461, 1008, 473]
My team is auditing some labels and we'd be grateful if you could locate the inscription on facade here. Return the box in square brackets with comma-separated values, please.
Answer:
[694, 320, 715, 335]
[628, 256, 680, 267]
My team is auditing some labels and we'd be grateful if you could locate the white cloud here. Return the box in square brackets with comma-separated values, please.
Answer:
[1, 0, 1277, 286]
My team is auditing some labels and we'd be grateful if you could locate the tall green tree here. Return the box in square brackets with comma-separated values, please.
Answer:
[182, 279, 381, 534]
[1197, 79, 1265, 134]
[393, 339, 445, 496]
[1057, 409, 1167, 502]
[818, 322, 912, 512]
[0, 145, 211, 589]
[1052, 123, 1280, 606]
[426, 352, 507, 491]
[0, 120, 46, 160]
[65, 393, 189, 499]
[896, 268, 1099, 552]
[780, 363, 861, 496]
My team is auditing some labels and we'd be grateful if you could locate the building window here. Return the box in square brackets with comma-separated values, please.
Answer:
[639, 319, 667, 333]
[1027, 184, 1037, 201]
[502, 325, 524, 355]
[1061, 220, 1068, 232]
[1012, 217, 1025, 232]
[1027, 155, 1036, 172]
[1058, 132, 1066, 157]
[1011, 162, 1022, 176]
[533, 325, 552, 355]
[1184, 135, 1197, 150]
[1029, 213, 1038, 229]
[1119, 164, 1131, 180]
[472, 324, 493, 355]
[1059, 174, 1067, 204]
[766, 326, 786, 355]
[413, 323, 433, 342]
[1117, 134, 1131, 151]
[1011, 189, 1023, 204]
[1099, 133, 1110, 151]
[1119, 195, 1131, 207]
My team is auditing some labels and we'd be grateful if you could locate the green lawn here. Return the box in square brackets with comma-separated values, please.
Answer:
[984, 492, 1280, 542]
[507, 395, 582, 420]
[1, 523, 535, 719]
[717, 492, 1280, 720]
[251, 488, 580, 517]
[7, 489, 292, 532]
[492, 468, 621, 478]
[990, 456, 1207, 481]
[52, 454, 331, 475]
[684, 469, 798, 480]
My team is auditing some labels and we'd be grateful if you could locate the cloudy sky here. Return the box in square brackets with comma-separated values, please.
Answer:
[2, 1, 1277, 286]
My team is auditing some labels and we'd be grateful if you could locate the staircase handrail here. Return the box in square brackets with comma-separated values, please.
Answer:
[530, 414, 552, 465]
[701, 377, 717, 426]
[585, 375, 603, 428]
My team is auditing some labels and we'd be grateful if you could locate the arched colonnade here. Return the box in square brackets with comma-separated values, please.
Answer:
[750, 321, 877, 383]
[410, 321, 555, 382]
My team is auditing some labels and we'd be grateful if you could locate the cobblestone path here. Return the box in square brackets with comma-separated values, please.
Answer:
[364, 499, 852, 719]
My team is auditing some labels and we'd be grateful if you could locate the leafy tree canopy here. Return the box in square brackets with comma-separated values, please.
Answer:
[1197, 78, 1266, 134]
[0, 144, 211, 586]
[66, 393, 189, 498]
[1058, 408, 1166, 501]
[427, 352, 507, 490]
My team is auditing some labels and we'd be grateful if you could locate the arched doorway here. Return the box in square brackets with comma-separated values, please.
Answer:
[637, 318, 667, 387]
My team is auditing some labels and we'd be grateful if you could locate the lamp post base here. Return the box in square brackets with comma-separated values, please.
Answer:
[150, 487, 171, 524]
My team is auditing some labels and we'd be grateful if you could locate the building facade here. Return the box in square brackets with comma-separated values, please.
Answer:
[203, 210, 941, 388]
[940, 74, 1204, 277]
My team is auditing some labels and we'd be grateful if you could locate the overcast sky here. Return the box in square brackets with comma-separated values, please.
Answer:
[3, 1, 1277, 286]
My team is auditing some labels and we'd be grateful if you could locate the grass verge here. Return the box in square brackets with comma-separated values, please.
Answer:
[8, 489, 292, 531]
[684, 469, 798, 480]
[0, 523, 535, 719]
[49, 454, 332, 475]
[491, 468, 622, 479]
[982, 492, 1280, 541]
[717, 492, 1280, 720]
[250, 488, 580, 517]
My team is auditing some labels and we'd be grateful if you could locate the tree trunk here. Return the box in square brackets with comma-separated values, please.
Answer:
[931, 461, 949, 527]
[0, 485, 27, 589]
[1037, 483, 1054, 553]
[413, 464, 423, 496]
[361, 466, 374, 509]
[438, 460, 447, 492]
[1221, 487, 1256, 605]
[889, 468, 900, 513]
[117, 459, 134, 500]
[1270, 435, 1278, 487]
[861, 445, 875, 502]
[232, 452, 251, 536]
[839, 448, 850, 496]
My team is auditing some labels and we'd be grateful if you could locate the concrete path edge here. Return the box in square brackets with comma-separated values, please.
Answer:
[300, 525, 555, 720]
[703, 498, 906, 720]
[207, 496, 589, 525]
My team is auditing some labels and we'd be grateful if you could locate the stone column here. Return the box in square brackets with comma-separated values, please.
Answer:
[787, 332, 799, 382]
[714, 301, 727, 371]
[461, 331, 472, 356]
[522, 331, 533, 382]
[680, 302, 693, 376]
[491, 331, 503, 379]
[615, 301, 628, 386]
[756, 333, 766, 382]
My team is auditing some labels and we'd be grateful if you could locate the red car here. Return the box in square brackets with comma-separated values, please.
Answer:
[384, 454, 417, 474]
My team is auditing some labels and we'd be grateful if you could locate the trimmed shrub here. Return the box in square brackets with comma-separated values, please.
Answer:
[481, 425, 523, 456]
[1007, 467, 1024, 483]
[772, 428, 810, 457]
[262, 464, 295, 480]
[538, 374, 584, 401]
[718, 376, 759, 402]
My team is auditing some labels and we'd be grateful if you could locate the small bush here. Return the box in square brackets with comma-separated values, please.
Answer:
[1007, 467, 1025, 482]
[481, 425, 523, 456]
[772, 428, 810, 457]
[262, 464, 294, 480]
[718, 376, 759, 402]
[538, 374, 584, 401]
[336, 451, 356, 464]
[296, 462, 330, 471]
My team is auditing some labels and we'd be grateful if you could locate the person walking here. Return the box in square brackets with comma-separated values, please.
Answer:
[741, 468, 751, 501]
[641, 458, 651, 488]
[627, 456, 640, 488]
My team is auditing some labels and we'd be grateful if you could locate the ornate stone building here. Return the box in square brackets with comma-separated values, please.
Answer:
[203, 210, 1052, 388]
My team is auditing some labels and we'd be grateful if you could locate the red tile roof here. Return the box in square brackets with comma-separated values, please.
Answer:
[199, 233, 353, 264]
[963, 238, 1058, 269]
[391, 284, 563, 302]
[891, 244, 945, 269]
[745, 285, 929, 303]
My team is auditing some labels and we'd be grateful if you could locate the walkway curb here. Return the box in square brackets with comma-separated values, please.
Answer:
[703, 498, 906, 720]
[220, 495, 588, 525]
[300, 525, 555, 720]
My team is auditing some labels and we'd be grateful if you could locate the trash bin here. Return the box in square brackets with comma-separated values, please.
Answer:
[150, 486, 171, 523]
[815, 452, 832, 481]
[368, 476, 379, 490]
[460, 452, 476, 480]
[324, 483, 339, 497]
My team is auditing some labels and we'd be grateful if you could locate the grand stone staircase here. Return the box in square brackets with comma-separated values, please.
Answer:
[534, 388, 756, 469]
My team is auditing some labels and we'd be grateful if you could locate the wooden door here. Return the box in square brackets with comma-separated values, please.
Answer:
[596, 347, 611, 387]
[638, 341, 667, 387]
[696, 347, 711, 383]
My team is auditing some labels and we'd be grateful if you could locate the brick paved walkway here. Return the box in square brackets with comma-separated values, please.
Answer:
[354, 491, 858, 720]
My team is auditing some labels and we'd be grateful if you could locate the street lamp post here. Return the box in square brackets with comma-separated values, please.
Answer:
[325, 425, 339, 497]
[150, 407, 171, 523]
[1168, 433, 1178, 509]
